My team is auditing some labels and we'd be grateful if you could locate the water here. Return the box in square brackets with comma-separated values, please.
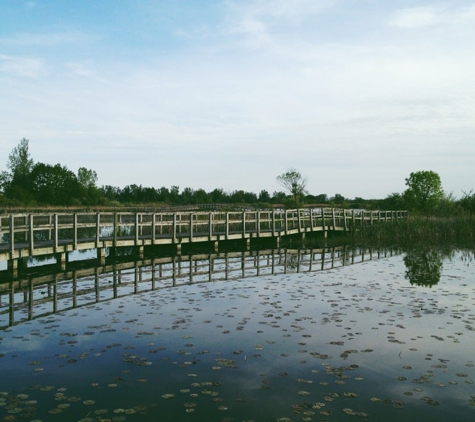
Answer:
[0, 245, 474, 422]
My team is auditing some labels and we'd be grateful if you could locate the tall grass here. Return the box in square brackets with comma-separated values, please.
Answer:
[352, 215, 475, 245]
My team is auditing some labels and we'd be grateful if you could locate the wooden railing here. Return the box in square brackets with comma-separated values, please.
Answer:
[0, 209, 407, 267]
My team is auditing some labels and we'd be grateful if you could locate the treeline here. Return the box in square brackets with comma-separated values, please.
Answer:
[1, 139, 475, 215]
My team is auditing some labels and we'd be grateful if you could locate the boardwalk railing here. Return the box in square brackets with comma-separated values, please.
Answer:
[0, 208, 407, 272]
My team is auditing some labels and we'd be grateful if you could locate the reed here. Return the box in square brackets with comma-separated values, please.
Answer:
[351, 215, 475, 245]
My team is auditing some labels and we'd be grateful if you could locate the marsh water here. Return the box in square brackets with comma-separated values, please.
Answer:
[0, 244, 474, 422]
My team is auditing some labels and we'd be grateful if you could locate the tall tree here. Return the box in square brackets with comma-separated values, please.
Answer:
[77, 167, 98, 189]
[404, 170, 443, 213]
[276, 168, 307, 208]
[1, 138, 34, 196]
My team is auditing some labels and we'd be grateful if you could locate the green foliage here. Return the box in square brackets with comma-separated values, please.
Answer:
[276, 168, 307, 208]
[30, 163, 82, 205]
[77, 167, 98, 189]
[458, 190, 475, 215]
[404, 170, 444, 214]
[1, 138, 34, 195]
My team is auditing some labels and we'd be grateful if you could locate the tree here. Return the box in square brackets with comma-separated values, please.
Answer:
[77, 167, 98, 189]
[276, 168, 307, 208]
[404, 170, 443, 213]
[29, 163, 81, 205]
[1, 138, 34, 195]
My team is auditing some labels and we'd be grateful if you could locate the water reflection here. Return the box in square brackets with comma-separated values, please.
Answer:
[403, 248, 444, 287]
[0, 245, 400, 330]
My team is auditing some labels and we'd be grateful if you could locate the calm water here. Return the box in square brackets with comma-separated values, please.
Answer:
[0, 246, 474, 422]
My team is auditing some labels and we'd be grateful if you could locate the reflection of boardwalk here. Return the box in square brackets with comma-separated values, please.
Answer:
[0, 245, 401, 329]
[0, 209, 407, 273]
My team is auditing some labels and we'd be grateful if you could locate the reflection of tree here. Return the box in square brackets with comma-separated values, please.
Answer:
[403, 249, 443, 287]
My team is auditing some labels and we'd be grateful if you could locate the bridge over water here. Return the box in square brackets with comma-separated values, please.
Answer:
[0, 208, 407, 275]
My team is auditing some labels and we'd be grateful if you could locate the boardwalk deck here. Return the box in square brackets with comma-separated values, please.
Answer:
[0, 208, 407, 273]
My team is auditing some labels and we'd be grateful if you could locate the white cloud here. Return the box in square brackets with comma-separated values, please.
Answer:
[389, 3, 475, 29]
[64, 62, 94, 78]
[0, 54, 44, 78]
[389, 6, 440, 28]
[224, 0, 334, 45]
[0, 32, 94, 47]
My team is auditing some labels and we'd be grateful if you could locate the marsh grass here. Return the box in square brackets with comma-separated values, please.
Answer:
[352, 215, 475, 245]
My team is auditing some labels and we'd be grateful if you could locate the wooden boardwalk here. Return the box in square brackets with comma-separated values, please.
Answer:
[0, 208, 407, 273]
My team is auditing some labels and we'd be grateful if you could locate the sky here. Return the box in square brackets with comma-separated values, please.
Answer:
[1, 0, 474, 200]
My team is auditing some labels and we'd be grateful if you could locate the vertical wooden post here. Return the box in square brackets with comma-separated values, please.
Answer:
[73, 213, 77, 249]
[173, 213, 177, 242]
[284, 210, 288, 236]
[321, 208, 325, 235]
[297, 209, 302, 233]
[332, 208, 336, 231]
[272, 210, 276, 237]
[242, 212, 246, 237]
[114, 213, 118, 247]
[352, 210, 355, 231]
[54, 214, 59, 250]
[95, 213, 100, 248]
[209, 212, 213, 240]
[257, 211, 261, 237]
[152, 213, 156, 243]
[225, 212, 229, 240]
[135, 213, 139, 244]
[29, 214, 34, 253]
[343, 209, 348, 232]
[310, 208, 314, 232]
[189, 213, 194, 242]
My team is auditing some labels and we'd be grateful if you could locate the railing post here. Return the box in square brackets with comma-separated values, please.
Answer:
[9, 214, 15, 257]
[135, 213, 139, 244]
[54, 214, 59, 250]
[114, 213, 118, 247]
[257, 211, 261, 237]
[310, 209, 314, 232]
[209, 212, 213, 240]
[343, 209, 347, 231]
[272, 210, 276, 236]
[96, 213, 100, 248]
[285, 210, 288, 236]
[152, 213, 156, 243]
[352, 210, 355, 231]
[29, 214, 34, 253]
[297, 209, 302, 233]
[73, 213, 77, 249]
[226, 212, 229, 240]
[173, 213, 177, 242]
[190, 213, 194, 242]
[321, 208, 325, 232]
[332, 208, 336, 231]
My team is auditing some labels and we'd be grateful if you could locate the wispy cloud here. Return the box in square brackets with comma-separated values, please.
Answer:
[389, 3, 475, 29]
[0, 54, 44, 78]
[0, 31, 94, 47]
[224, 0, 334, 45]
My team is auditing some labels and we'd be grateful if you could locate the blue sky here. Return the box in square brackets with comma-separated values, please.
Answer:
[1, 0, 474, 199]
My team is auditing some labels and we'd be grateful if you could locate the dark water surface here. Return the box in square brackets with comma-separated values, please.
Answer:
[1, 246, 474, 422]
